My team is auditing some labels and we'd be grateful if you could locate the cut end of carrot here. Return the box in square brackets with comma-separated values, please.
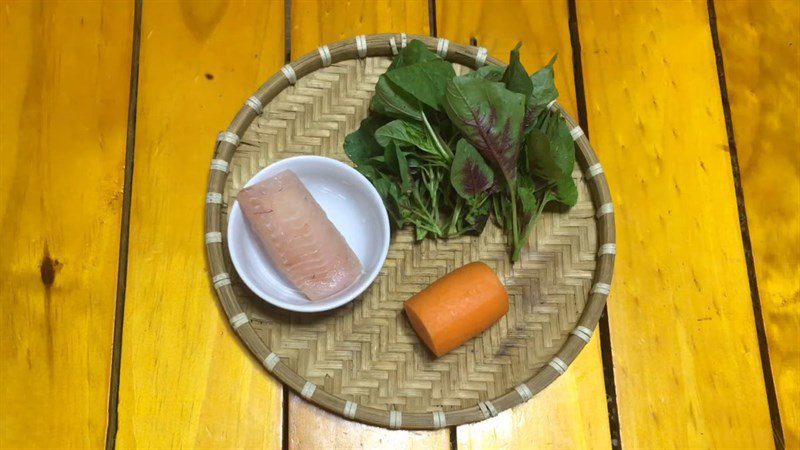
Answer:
[404, 304, 442, 356]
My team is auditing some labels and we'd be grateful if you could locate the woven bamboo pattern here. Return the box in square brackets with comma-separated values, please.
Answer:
[205, 34, 615, 429]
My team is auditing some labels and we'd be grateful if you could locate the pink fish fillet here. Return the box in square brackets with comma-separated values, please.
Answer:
[237, 170, 362, 301]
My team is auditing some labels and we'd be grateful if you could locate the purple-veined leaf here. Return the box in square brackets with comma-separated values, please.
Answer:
[451, 139, 494, 199]
[443, 76, 526, 184]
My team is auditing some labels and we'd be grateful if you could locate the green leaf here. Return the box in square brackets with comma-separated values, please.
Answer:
[462, 203, 490, 235]
[525, 112, 575, 182]
[443, 76, 526, 183]
[355, 164, 380, 181]
[374, 120, 441, 159]
[370, 77, 423, 121]
[530, 54, 558, 107]
[375, 40, 453, 116]
[385, 59, 456, 111]
[369, 172, 406, 227]
[553, 177, 578, 207]
[512, 177, 542, 261]
[384, 142, 411, 192]
[450, 139, 494, 199]
[522, 105, 544, 135]
[520, 55, 559, 134]
[463, 65, 505, 82]
[367, 154, 386, 166]
[547, 114, 576, 179]
[502, 43, 533, 98]
[516, 176, 539, 216]
[344, 115, 389, 165]
[389, 39, 440, 70]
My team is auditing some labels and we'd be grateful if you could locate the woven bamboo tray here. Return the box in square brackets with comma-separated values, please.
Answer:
[205, 34, 615, 430]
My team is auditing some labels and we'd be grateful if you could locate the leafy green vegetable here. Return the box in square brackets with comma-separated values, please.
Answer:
[464, 65, 505, 82]
[372, 41, 455, 118]
[443, 76, 526, 183]
[450, 139, 494, 199]
[367, 170, 406, 227]
[345, 40, 577, 261]
[344, 115, 389, 165]
[516, 177, 539, 216]
[388, 39, 440, 70]
[525, 119, 574, 182]
[384, 142, 411, 192]
[443, 75, 526, 255]
[525, 110, 577, 206]
[553, 177, 578, 207]
[371, 77, 423, 121]
[375, 119, 431, 150]
[530, 54, 558, 107]
[502, 43, 533, 98]
[374, 119, 448, 164]
[385, 59, 456, 111]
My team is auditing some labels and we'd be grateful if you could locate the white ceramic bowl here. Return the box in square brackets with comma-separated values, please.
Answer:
[227, 156, 390, 313]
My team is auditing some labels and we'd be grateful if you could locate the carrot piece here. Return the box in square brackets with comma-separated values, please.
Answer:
[404, 262, 509, 357]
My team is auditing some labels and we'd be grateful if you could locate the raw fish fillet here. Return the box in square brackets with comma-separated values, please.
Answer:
[237, 170, 362, 301]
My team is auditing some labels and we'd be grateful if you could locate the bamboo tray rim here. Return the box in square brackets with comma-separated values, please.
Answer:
[204, 33, 616, 430]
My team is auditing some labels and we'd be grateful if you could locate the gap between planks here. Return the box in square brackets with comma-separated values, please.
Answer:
[105, 0, 143, 449]
[706, 0, 785, 448]
[429, 5, 458, 448]
[567, 1, 622, 448]
[283, 3, 291, 449]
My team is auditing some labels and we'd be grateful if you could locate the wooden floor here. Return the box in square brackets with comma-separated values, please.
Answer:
[1, 1, 797, 449]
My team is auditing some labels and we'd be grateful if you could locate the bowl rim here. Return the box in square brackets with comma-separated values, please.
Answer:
[227, 155, 391, 313]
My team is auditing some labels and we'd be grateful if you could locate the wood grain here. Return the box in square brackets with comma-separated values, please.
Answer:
[290, 0, 430, 57]
[576, 1, 775, 448]
[715, 2, 800, 447]
[0, 2, 133, 448]
[454, 339, 609, 450]
[437, 0, 579, 118]
[287, 2, 448, 447]
[115, 1, 285, 448]
[436, 1, 611, 448]
[288, 396, 451, 449]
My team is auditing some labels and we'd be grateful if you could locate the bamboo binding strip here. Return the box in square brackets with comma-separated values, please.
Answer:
[204, 34, 615, 429]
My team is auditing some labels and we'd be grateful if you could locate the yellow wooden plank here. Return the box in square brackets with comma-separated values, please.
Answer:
[436, 1, 611, 448]
[288, 2, 451, 448]
[115, 1, 285, 448]
[0, 1, 133, 449]
[454, 341, 609, 450]
[288, 395, 451, 449]
[290, 0, 430, 57]
[577, 1, 775, 447]
[715, 2, 800, 447]
[437, 0, 579, 118]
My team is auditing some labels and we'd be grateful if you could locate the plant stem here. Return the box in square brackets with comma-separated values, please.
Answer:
[415, 222, 441, 234]
[493, 196, 505, 228]
[421, 110, 452, 161]
[509, 183, 520, 255]
[448, 199, 463, 236]
[512, 190, 551, 260]
[474, 193, 489, 210]
[409, 208, 431, 222]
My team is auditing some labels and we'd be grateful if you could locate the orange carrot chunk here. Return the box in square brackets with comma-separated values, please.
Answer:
[404, 262, 509, 357]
